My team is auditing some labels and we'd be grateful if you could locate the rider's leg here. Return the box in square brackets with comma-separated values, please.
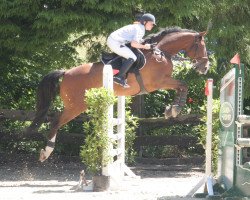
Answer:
[113, 58, 135, 88]
[107, 37, 137, 88]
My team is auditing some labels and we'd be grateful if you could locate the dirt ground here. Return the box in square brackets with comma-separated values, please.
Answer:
[0, 153, 207, 200]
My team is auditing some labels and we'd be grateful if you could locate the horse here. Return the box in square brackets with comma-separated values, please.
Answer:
[27, 27, 210, 162]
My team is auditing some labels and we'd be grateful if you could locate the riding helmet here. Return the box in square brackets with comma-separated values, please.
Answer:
[140, 13, 156, 25]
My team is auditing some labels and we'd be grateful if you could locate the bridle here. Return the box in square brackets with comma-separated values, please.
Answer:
[188, 33, 206, 64]
[152, 33, 208, 65]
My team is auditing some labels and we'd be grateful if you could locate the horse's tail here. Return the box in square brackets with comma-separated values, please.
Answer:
[27, 70, 65, 132]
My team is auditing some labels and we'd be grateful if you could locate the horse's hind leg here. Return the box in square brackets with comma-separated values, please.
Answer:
[39, 105, 86, 162]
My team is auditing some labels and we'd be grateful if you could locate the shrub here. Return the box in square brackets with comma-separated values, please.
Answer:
[80, 87, 116, 175]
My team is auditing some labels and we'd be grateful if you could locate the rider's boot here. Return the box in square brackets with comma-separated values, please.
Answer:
[113, 58, 135, 88]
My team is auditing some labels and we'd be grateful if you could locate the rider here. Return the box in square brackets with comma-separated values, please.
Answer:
[107, 13, 156, 88]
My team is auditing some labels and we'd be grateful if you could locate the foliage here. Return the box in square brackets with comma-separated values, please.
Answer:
[1, 0, 249, 110]
[123, 97, 138, 164]
[194, 99, 220, 172]
[144, 90, 174, 118]
[80, 87, 116, 175]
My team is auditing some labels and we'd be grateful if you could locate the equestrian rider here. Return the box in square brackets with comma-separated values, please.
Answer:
[107, 13, 156, 88]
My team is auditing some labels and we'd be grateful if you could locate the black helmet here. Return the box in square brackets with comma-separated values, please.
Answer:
[141, 13, 156, 25]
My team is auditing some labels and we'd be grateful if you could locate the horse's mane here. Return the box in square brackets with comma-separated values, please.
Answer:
[144, 26, 197, 43]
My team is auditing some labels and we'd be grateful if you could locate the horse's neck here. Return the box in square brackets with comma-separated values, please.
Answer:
[158, 33, 193, 55]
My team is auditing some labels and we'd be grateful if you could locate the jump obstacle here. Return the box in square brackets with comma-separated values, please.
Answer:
[101, 63, 250, 194]
[218, 63, 250, 196]
[188, 62, 250, 197]
[102, 65, 138, 189]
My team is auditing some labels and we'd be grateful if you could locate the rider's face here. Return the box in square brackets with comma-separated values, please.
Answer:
[144, 21, 154, 31]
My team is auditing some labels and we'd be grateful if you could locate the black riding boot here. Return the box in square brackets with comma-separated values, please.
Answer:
[113, 58, 135, 88]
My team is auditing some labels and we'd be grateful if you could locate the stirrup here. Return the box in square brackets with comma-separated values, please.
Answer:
[123, 79, 130, 88]
[122, 82, 130, 88]
[113, 77, 130, 88]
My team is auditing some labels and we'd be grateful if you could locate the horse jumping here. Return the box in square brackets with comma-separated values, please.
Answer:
[27, 27, 210, 162]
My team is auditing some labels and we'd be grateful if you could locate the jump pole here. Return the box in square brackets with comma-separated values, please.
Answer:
[186, 79, 214, 197]
[205, 79, 214, 195]
[102, 65, 138, 189]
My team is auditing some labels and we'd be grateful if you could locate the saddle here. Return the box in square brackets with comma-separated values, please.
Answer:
[101, 45, 146, 76]
[101, 45, 165, 95]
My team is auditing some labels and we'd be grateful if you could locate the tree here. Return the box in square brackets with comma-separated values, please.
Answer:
[0, 0, 249, 108]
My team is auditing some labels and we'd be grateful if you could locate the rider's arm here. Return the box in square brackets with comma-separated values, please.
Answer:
[131, 40, 151, 50]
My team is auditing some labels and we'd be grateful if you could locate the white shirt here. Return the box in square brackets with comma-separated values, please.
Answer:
[109, 23, 145, 44]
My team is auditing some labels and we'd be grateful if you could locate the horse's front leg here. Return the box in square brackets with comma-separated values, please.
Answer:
[156, 77, 188, 119]
[165, 85, 188, 118]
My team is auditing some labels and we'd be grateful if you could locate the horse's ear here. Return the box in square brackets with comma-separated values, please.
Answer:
[199, 31, 207, 36]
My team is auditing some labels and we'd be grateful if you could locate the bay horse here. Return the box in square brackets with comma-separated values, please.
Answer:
[28, 27, 210, 162]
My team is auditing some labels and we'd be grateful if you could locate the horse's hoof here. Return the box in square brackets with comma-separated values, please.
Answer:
[164, 106, 172, 119]
[39, 149, 47, 162]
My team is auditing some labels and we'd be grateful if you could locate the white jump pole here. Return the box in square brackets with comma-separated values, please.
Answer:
[102, 64, 114, 177]
[205, 79, 214, 195]
[102, 65, 137, 187]
[186, 79, 214, 197]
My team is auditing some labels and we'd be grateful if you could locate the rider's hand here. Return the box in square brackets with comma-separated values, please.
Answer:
[144, 44, 151, 50]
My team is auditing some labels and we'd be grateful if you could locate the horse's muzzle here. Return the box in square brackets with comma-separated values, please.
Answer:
[193, 57, 210, 75]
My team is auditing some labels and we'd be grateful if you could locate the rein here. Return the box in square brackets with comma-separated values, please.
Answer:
[152, 33, 203, 63]
[152, 48, 171, 62]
